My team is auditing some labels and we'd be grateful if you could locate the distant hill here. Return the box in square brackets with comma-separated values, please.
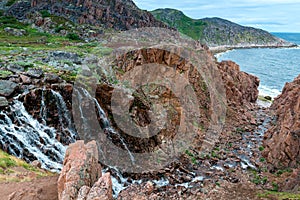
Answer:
[151, 8, 294, 48]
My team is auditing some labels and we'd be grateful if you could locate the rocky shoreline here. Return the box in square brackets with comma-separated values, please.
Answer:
[210, 43, 298, 54]
[0, 0, 299, 199]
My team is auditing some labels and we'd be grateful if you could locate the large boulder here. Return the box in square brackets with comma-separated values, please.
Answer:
[0, 80, 18, 97]
[263, 74, 300, 169]
[57, 140, 112, 200]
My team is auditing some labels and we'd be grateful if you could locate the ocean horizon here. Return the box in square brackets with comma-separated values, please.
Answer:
[216, 32, 300, 98]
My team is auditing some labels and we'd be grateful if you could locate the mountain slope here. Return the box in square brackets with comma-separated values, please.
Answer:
[151, 8, 294, 48]
[4, 0, 168, 31]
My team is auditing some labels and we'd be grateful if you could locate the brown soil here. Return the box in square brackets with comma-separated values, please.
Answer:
[0, 175, 58, 200]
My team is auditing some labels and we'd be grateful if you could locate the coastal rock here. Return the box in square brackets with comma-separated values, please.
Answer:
[0, 80, 18, 97]
[217, 60, 259, 106]
[263, 74, 300, 168]
[57, 140, 102, 200]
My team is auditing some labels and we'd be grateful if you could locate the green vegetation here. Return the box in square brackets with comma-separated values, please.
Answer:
[251, 170, 268, 185]
[40, 10, 51, 18]
[260, 157, 266, 162]
[66, 33, 80, 41]
[151, 9, 206, 40]
[151, 8, 282, 46]
[5, 0, 16, 7]
[259, 146, 264, 151]
[258, 95, 273, 103]
[257, 191, 300, 200]
[0, 70, 12, 78]
[0, 150, 53, 182]
[185, 149, 197, 165]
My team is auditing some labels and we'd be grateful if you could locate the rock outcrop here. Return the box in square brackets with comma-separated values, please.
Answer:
[6, 0, 168, 31]
[57, 140, 112, 200]
[263, 74, 300, 169]
[217, 60, 259, 106]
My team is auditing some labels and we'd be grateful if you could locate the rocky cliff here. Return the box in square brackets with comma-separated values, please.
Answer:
[5, 0, 168, 31]
[263, 74, 300, 169]
[151, 8, 295, 49]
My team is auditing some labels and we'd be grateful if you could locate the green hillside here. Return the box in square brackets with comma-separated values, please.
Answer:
[151, 8, 293, 48]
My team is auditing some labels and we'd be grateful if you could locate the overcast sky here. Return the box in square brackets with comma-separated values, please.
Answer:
[133, 0, 300, 33]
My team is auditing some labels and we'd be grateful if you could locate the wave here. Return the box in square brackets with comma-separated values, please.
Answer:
[258, 85, 281, 98]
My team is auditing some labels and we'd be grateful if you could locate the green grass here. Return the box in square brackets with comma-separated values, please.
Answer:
[151, 9, 206, 40]
[40, 10, 51, 18]
[0, 70, 12, 78]
[5, 0, 16, 7]
[0, 150, 53, 182]
[258, 191, 300, 200]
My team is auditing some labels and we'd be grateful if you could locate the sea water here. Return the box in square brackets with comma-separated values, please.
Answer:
[216, 33, 300, 98]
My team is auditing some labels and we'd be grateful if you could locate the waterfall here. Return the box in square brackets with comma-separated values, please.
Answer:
[0, 100, 66, 172]
[76, 87, 135, 163]
[40, 87, 47, 125]
[51, 90, 77, 143]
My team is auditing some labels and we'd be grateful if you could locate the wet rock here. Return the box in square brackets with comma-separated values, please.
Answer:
[4, 27, 27, 36]
[0, 80, 18, 97]
[57, 140, 102, 200]
[264, 96, 272, 101]
[0, 96, 8, 107]
[31, 160, 42, 168]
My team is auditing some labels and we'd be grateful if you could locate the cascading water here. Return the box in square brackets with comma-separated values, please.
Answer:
[75, 87, 135, 163]
[0, 100, 66, 172]
[51, 90, 77, 143]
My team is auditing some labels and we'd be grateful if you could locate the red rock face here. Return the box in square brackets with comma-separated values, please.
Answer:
[57, 140, 113, 200]
[30, 0, 169, 30]
[217, 60, 259, 106]
[263, 74, 300, 169]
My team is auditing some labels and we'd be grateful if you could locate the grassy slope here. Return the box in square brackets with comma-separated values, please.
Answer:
[151, 8, 285, 47]
[0, 149, 54, 182]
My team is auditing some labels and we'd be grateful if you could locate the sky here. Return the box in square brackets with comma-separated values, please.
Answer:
[133, 0, 300, 33]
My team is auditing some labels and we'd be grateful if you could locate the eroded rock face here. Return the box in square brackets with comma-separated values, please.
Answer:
[217, 60, 259, 106]
[263, 74, 300, 169]
[12, 0, 168, 31]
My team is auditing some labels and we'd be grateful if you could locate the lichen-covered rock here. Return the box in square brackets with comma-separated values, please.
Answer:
[57, 140, 102, 200]
[0, 80, 18, 97]
[86, 173, 113, 200]
[263, 74, 300, 169]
